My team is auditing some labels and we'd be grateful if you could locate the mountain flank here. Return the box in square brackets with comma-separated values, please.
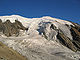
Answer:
[0, 41, 27, 60]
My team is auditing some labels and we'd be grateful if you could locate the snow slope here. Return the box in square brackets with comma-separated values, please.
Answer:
[0, 15, 80, 60]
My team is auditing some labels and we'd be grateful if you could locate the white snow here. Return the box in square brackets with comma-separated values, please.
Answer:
[0, 15, 79, 60]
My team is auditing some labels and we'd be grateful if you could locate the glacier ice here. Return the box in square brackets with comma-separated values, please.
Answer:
[0, 15, 79, 60]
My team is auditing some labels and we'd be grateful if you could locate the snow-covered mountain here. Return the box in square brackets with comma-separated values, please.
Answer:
[0, 15, 80, 60]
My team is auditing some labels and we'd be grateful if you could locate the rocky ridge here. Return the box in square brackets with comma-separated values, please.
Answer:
[0, 19, 27, 37]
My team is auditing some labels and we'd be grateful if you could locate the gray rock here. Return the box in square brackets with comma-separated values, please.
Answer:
[0, 19, 27, 37]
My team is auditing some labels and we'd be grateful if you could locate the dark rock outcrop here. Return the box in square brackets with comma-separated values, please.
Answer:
[70, 25, 80, 51]
[56, 23, 80, 52]
[57, 30, 77, 52]
[71, 22, 80, 32]
[70, 27, 80, 42]
[3, 20, 13, 37]
[0, 19, 27, 37]
[50, 24, 57, 29]
[14, 20, 26, 30]
[0, 19, 5, 33]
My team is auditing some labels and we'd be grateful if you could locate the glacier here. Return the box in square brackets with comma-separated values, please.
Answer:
[0, 15, 80, 60]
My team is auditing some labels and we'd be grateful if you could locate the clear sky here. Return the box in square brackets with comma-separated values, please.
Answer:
[0, 0, 80, 24]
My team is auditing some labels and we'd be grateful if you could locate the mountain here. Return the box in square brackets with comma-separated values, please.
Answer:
[0, 15, 80, 60]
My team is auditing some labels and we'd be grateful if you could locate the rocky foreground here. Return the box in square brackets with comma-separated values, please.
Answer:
[0, 41, 27, 60]
[0, 15, 80, 60]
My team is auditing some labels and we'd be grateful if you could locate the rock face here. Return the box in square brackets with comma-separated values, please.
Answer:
[0, 19, 27, 37]
[0, 15, 80, 60]
[70, 23, 80, 51]
[41, 22, 80, 52]
[13, 20, 27, 30]
[57, 31, 77, 52]
[0, 19, 4, 33]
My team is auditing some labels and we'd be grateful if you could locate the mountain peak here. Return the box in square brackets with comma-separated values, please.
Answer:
[0, 15, 80, 60]
[42, 16, 53, 18]
[11, 15, 23, 17]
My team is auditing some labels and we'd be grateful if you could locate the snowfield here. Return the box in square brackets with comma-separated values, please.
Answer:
[0, 15, 80, 60]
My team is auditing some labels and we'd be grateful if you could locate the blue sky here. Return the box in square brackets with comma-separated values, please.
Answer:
[0, 0, 80, 24]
